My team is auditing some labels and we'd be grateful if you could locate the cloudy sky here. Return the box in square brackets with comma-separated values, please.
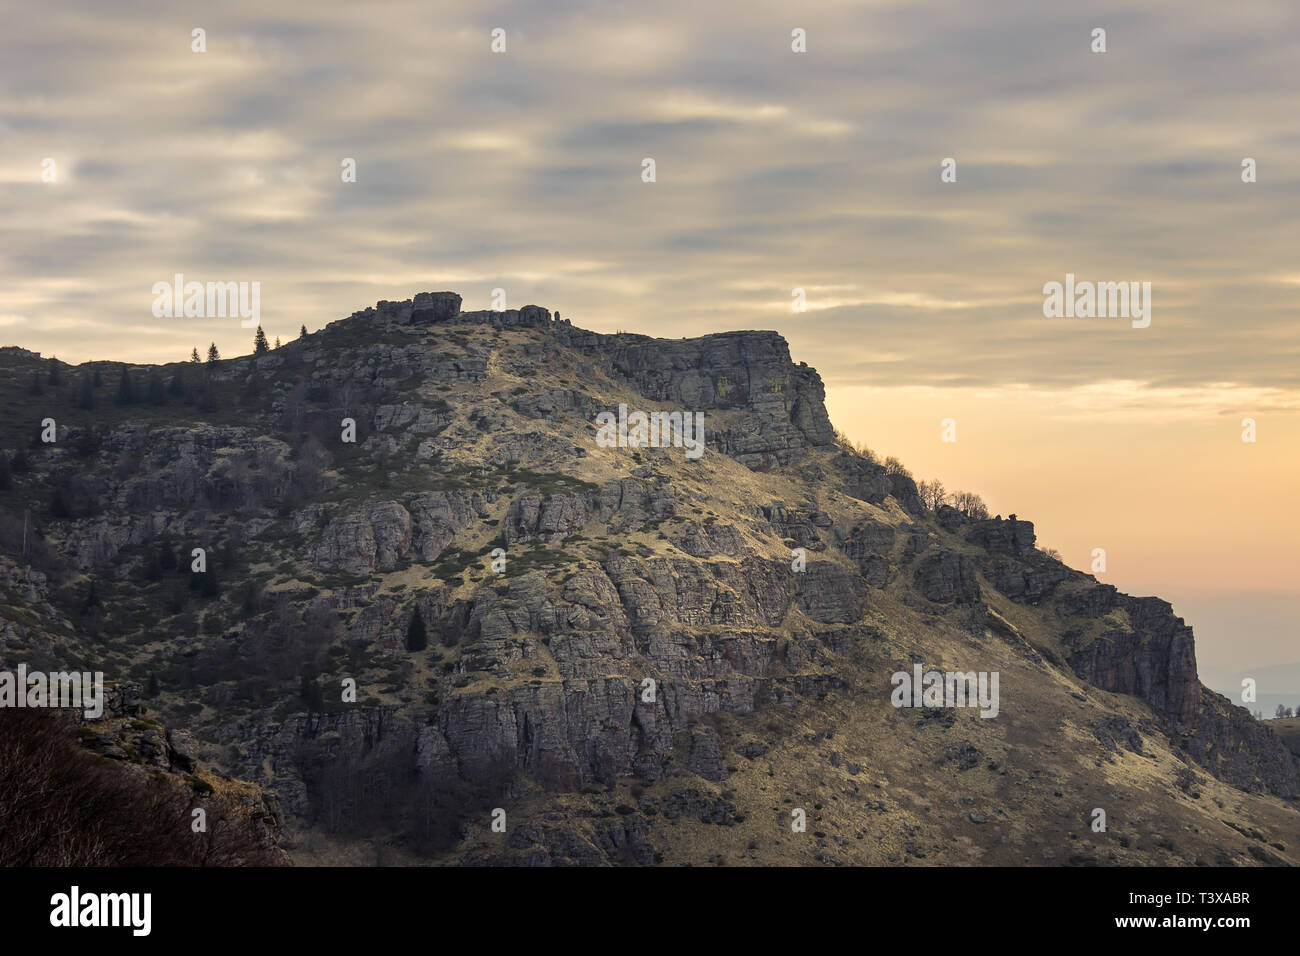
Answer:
[2, 0, 1297, 694]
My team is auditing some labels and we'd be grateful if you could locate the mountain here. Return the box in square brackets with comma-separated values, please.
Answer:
[0, 293, 1296, 866]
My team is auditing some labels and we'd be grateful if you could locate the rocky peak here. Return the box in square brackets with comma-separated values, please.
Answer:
[324, 292, 837, 470]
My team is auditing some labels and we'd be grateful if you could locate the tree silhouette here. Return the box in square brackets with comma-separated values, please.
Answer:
[49, 488, 71, 519]
[79, 579, 100, 614]
[74, 427, 101, 459]
[190, 348, 201, 363]
[199, 567, 220, 598]
[406, 607, 428, 651]
[918, 480, 947, 511]
[158, 536, 177, 571]
[253, 326, 269, 355]
[143, 548, 163, 581]
[300, 667, 324, 712]
[952, 490, 990, 519]
[207, 343, 220, 363]
[115, 367, 136, 405]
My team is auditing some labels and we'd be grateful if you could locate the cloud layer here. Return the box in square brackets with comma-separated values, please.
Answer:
[2, 0, 1297, 398]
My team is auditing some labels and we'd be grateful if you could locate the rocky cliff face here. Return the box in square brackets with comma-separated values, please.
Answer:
[0, 292, 1294, 866]
[562, 328, 837, 468]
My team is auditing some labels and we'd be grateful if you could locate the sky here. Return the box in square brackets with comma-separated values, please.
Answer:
[1, 0, 1296, 695]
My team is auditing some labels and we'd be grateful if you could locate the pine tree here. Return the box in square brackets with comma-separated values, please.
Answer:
[199, 566, 220, 598]
[218, 541, 238, 571]
[253, 326, 269, 354]
[406, 607, 428, 651]
[299, 324, 308, 339]
[143, 549, 162, 581]
[273, 336, 281, 349]
[115, 367, 136, 405]
[158, 536, 177, 571]
[74, 427, 101, 460]
[190, 348, 201, 364]
[80, 580, 100, 615]
[207, 343, 219, 364]
[49, 487, 71, 519]
[300, 668, 324, 712]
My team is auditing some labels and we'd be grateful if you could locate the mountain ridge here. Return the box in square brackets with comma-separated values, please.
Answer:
[0, 291, 1295, 865]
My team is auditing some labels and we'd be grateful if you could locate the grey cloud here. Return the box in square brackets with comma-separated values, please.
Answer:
[0, 0, 1297, 389]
